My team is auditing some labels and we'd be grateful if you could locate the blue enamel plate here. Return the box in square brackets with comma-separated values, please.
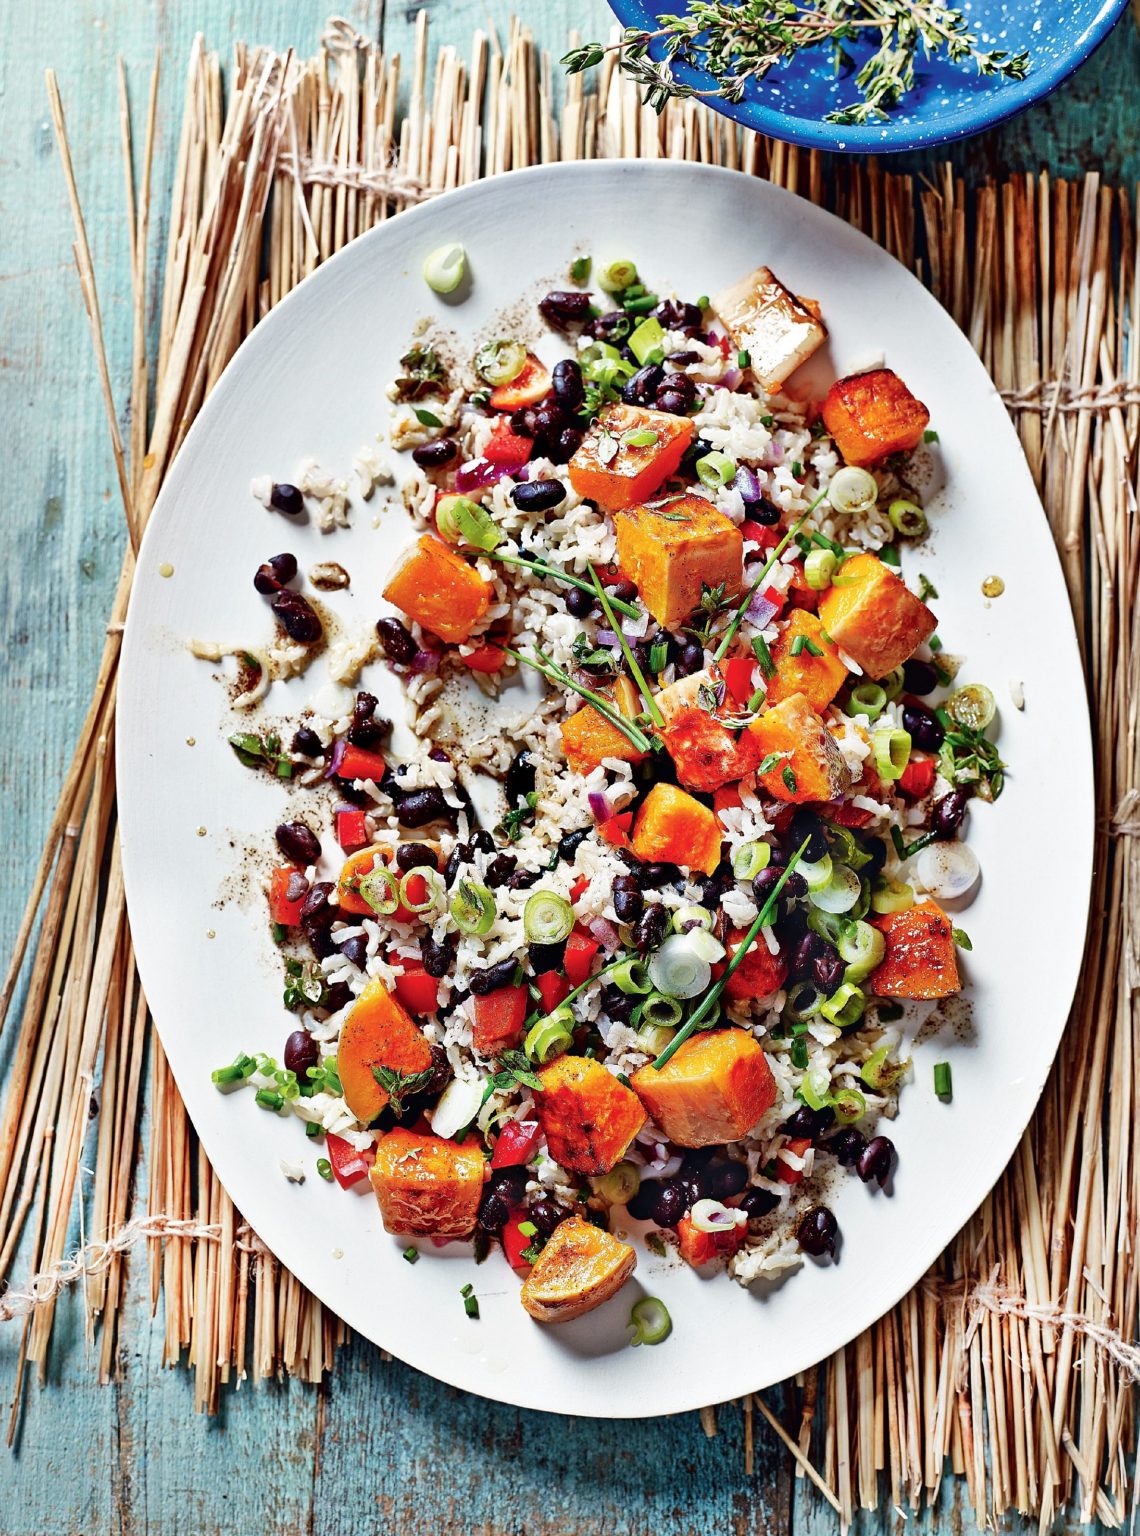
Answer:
[608, 0, 1127, 153]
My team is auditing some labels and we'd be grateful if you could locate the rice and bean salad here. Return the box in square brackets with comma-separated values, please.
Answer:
[206, 251, 1003, 1331]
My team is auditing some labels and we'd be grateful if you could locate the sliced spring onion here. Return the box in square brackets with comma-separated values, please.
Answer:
[402, 1243, 418, 1261]
[624, 428, 659, 447]
[799, 852, 834, 893]
[827, 465, 878, 516]
[629, 1296, 672, 1346]
[671, 904, 714, 934]
[525, 1007, 574, 1065]
[934, 1061, 953, 1100]
[837, 920, 886, 984]
[888, 498, 928, 537]
[861, 1043, 910, 1091]
[423, 241, 466, 294]
[611, 957, 652, 996]
[819, 982, 866, 1029]
[648, 934, 713, 999]
[872, 726, 912, 782]
[592, 1160, 641, 1205]
[690, 1198, 747, 1234]
[636, 1022, 676, 1054]
[641, 992, 684, 1029]
[847, 682, 887, 721]
[695, 450, 737, 489]
[398, 867, 444, 914]
[255, 1088, 284, 1111]
[598, 258, 638, 293]
[648, 638, 669, 673]
[628, 316, 666, 365]
[947, 683, 996, 732]
[475, 338, 527, 386]
[317, 1158, 334, 1181]
[785, 981, 823, 1021]
[799, 1064, 831, 1112]
[809, 864, 861, 914]
[915, 840, 980, 900]
[212, 1053, 256, 1088]
[806, 906, 850, 948]
[822, 821, 873, 872]
[450, 879, 497, 936]
[804, 547, 838, 590]
[358, 867, 399, 916]
[871, 878, 914, 915]
[684, 928, 726, 964]
[431, 1077, 485, 1139]
[830, 1087, 866, 1125]
[435, 494, 501, 552]
[732, 841, 771, 880]
[523, 890, 574, 944]
[880, 666, 906, 702]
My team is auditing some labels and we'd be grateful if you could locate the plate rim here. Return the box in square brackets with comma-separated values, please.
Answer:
[117, 158, 1095, 1417]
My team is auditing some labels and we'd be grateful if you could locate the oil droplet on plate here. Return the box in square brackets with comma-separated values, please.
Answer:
[186, 736, 196, 747]
[981, 574, 1005, 598]
[206, 929, 216, 940]
[158, 561, 174, 578]
[196, 826, 207, 837]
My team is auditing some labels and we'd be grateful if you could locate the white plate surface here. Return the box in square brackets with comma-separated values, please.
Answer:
[118, 162, 1093, 1417]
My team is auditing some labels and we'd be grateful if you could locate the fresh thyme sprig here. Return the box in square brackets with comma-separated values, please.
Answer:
[564, 3, 1029, 128]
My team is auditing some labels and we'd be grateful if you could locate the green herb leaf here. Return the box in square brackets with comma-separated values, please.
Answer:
[952, 927, 973, 951]
[413, 406, 443, 428]
[570, 255, 592, 282]
[372, 1065, 433, 1116]
[918, 573, 939, 601]
[228, 730, 293, 778]
[781, 765, 798, 793]
[393, 345, 446, 402]
[495, 1049, 545, 1093]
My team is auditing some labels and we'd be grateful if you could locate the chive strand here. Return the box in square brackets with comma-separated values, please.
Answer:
[713, 494, 827, 664]
[505, 647, 652, 754]
[588, 564, 664, 727]
[491, 551, 640, 618]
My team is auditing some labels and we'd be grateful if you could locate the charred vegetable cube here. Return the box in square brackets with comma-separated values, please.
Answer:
[535, 1055, 647, 1175]
[615, 492, 743, 629]
[382, 534, 492, 645]
[662, 705, 760, 793]
[631, 781, 723, 875]
[519, 1215, 637, 1323]
[631, 1029, 777, 1148]
[712, 266, 828, 394]
[747, 691, 852, 803]
[369, 1127, 487, 1239]
[818, 552, 936, 678]
[337, 976, 434, 1123]
[560, 675, 648, 775]
[568, 403, 694, 513]
[766, 609, 847, 712]
[821, 368, 930, 467]
[869, 901, 961, 999]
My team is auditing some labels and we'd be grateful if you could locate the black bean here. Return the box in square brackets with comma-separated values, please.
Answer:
[675, 639, 705, 676]
[529, 1197, 569, 1237]
[655, 389, 691, 416]
[375, 616, 417, 665]
[626, 1180, 659, 1221]
[291, 726, 322, 757]
[902, 703, 944, 753]
[531, 402, 565, 439]
[428, 746, 451, 764]
[551, 358, 585, 412]
[275, 821, 321, 866]
[740, 1187, 781, 1219]
[652, 1180, 687, 1228]
[485, 853, 518, 889]
[539, 291, 594, 328]
[696, 864, 734, 910]
[511, 407, 541, 439]
[392, 787, 449, 828]
[395, 843, 437, 874]
[443, 843, 469, 888]
[556, 826, 592, 863]
[813, 945, 845, 995]
[903, 658, 939, 696]
[751, 494, 782, 526]
[489, 1166, 527, 1204]
[621, 363, 664, 408]
[254, 562, 282, 595]
[338, 934, 368, 970]
[707, 1160, 748, 1200]
[556, 426, 584, 460]
[512, 478, 566, 513]
[565, 585, 594, 618]
[632, 903, 667, 953]
[658, 371, 695, 403]
[797, 1207, 839, 1258]
[781, 1105, 820, 1140]
[610, 579, 638, 604]
[283, 1029, 319, 1077]
[477, 1189, 511, 1233]
[528, 940, 565, 974]
[654, 299, 703, 332]
[469, 829, 494, 855]
[299, 881, 336, 934]
[421, 933, 456, 979]
[612, 876, 643, 923]
[411, 437, 457, 469]
[504, 750, 536, 806]
[931, 788, 970, 838]
[665, 349, 700, 365]
[789, 931, 823, 983]
[270, 483, 304, 516]
[752, 867, 785, 906]
[601, 984, 637, 1025]
[507, 869, 540, 892]
[828, 1128, 866, 1168]
[637, 860, 679, 890]
[271, 588, 323, 644]
[323, 981, 352, 1014]
[348, 717, 387, 749]
[424, 1044, 452, 1097]
[857, 1135, 895, 1188]
[789, 809, 828, 862]
[680, 1168, 711, 1205]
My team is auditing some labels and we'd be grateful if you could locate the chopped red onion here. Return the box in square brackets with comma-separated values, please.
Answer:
[762, 439, 785, 467]
[410, 649, 440, 675]
[324, 738, 346, 778]
[588, 915, 621, 952]
[747, 590, 780, 627]
[455, 457, 506, 493]
[595, 628, 620, 649]
[720, 366, 743, 391]
[588, 790, 614, 822]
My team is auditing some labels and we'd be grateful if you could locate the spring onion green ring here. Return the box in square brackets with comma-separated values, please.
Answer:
[423, 241, 466, 294]
[830, 1087, 866, 1124]
[629, 1296, 672, 1346]
[641, 993, 683, 1029]
[847, 682, 887, 721]
[820, 982, 866, 1029]
[648, 934, 713, 1000]
[398, 867, 444, 914]
[888, 498, 928, 538]
[732, 841, 771, 880]
[872, 727, 912, 782]
[837, 920, 886, 984]
[475, 338, 527, 386]
[450, 879, 497, 936]
[871, 878, 914, 915]
[670, 905, 714, 934]
[523, 890, 574, 944]
[804, 547, 838, 590]
[611, 957, 652, 996]
[358, 867, 400, 916]
[592, 1160, 640, 1205]
[525, 1009, 574, 1065]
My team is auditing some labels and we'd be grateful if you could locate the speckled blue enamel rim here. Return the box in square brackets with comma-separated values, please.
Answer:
[608, 0, 1128, 153]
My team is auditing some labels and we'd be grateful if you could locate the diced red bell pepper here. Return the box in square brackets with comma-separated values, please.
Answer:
[336, 744, 387, 783]
[786, 568, 819, 611]
[723, 656, 755, 709]
[817, 800, 874, 829]
[597, 810, 633, 850]
[741, 519, 783, 551]
[677, 1211, 747, 1266]
[391, 868, 432, 925]
[564, 928, 601, 988]
[484, 418, 533, 469]
[536, 972, 570, 1013]
[501, 1208, 537, 1272]
[490, 1119, 541, 1168]
[898, 752, 936, 799]
[268, 866, 307, 926]
[391, 961, 440, 1016]
[489, 354, 551, 410]
[569, 875, 590, 904]
[776, 1136, 812, 1185]
[472, 984, 528, 1053]
[326, 1132, 374, 1190]
[335, 807, 370, 854]
[463, 642, 507, 674]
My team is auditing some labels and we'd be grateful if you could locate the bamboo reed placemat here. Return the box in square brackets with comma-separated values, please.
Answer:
[2, 13, 1136, 1526]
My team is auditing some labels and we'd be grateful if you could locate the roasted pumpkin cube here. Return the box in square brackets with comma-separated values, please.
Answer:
[535, 1055, 647, 1175]
[723, 931, 788, 1002]
[870, 900, 960, 999]
[822, 368, 930, 467]
[818, 553, 936, 679]
[382, 534, 492, 645]
[766, 609, 848, 712]
[747, 691, 852, 804]
[631, 1029, 777, 1148]
[369, 1127, 487, 1239]
[519, 1216, 636, 1322]
[568, 403, 693, 512]
[337, 976, 434, 1123]
[631, 781, 722, 875]
[713, 266, 828, 394]
[662, 704, 760, 792]
[560, 674, 647, 775]
[654, 668, 716, 725]
[615, 492, 743, 628]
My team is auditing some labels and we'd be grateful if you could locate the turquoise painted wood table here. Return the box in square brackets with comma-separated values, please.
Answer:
[2, 2, 1137, 1531]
